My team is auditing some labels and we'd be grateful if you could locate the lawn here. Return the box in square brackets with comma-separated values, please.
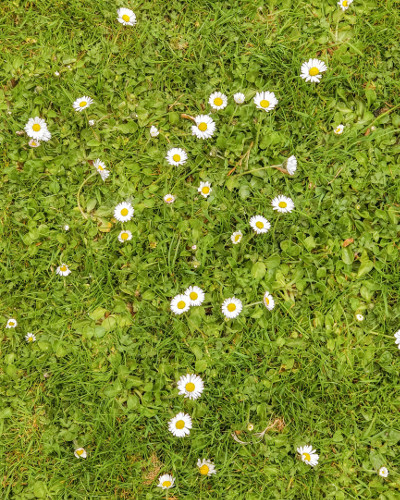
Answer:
[1, 0, 400, 498]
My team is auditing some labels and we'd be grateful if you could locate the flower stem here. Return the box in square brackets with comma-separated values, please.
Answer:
[77, 172, 96, 220]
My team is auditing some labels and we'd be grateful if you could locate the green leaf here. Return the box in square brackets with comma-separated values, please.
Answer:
[251, 262, 266, 280]
[195, 359, 207, 372]
[341, 247, 354, 265]
[357, 260, 374, 278]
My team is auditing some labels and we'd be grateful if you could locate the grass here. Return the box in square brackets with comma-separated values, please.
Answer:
[1, 0, 400, 498]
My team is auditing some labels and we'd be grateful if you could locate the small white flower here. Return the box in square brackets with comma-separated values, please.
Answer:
[394, 330, 400, 349]
[233, 92, 245, 104]
[231, 231, 243, 244]
[74, 448, 87, 459]
[29, 139, 41, 148]
[177, 374, 204, 400]
[249, 216, 271, 234]
[197, 459, 217, 476]
[6, 319, 17, 329]
[191, 245, 197, 250]
[54, 71, 60, 77]
[253, 91, 278, 112]
[64, 225, 70, 231]
[356, 314, 364, 322]
[338, 0, 353, 11]
[157, 474, 175, 490]
[118, 230, 133, 243]
[88, 120, 95, 127]
[73, 96, 93, 112]
[334, 124, 345, 135]
[117, 7, 136, 26]
[114, 202, 134, 222]
[150, 125, 159, 137]
[93, 159, 110, 181]
[221, 297, 243, 319]
[170, 294, 190, 315]
[198, 181, 212, 198]
[300, 59, 327, 83]
[247, 423, 254, 431]
[297, 445, 319, 467]
[26, 333, 36, 343]
[184, 286, 205, 306]
[56, 264, 71, 277]
[191, 114, 216, 140]
[271, 196, 295, 213]
[209, 92, 228, 110]
[166, 147, 187, 166]
[163, 194, 175, 204]
[24, 117, 51, 141]
[286, 155, 297, 175]
[168, 412, 192, 437]
[378, 466, 389, 478]
[263, 292, 275, 311]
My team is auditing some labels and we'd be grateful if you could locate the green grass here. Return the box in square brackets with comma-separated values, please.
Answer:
[1, 0, 400, 498]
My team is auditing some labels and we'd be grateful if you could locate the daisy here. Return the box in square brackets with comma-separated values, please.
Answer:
[249, 216, 271, 234]
[198, 181, 212, 198]
[28, 139, 40, 148]
[191, 245, 197, 250]
[88, 120, 95, 127]
[168, 412, 192, 437]
[54, 71, 60, 77]
[271, 196, 295, 213]
[150, 125, 159, 137]
[73, 96, 93, 112]
[64, 225, 70, 231]
[253, 91, 278, 112]
[356, 314, 364, 322]
[247, 423, 254, 431]
[394, 330, 400, 349]
[185, 286, 205, 306]
[25, 333, 36, 343]
[338, 0, 353, 11]
[191, 114, 216, 140]
[114, 202, 134, 222]
[297, 445, 319, 467]
[378, 466, 389, 478]
[300, 59, 327, 83]
[6, 319, 17, 329]
[56, 264, 71, 277]
[170, 294, 190, 315]
[165, 147, 187, 166]
[24, 117, 51, 141]
[74, 448, 87, 459]
[334, 124, 345, 135]
[221, 297, 243, 319]
[286, 155, 297, 175]
[177, 374, 204, 400]
[93, 159, 110, 181]
[263, 292, 275, 311]
[233, 92, 245, 104]
[209, 92, 228, 110]
[163, 194, 175, 204]
[157, 474, 175, 490]
[117, 7, 136, 26]
[197, 459, 217, 476]
[118, 230, 132, 243]
[231, 230, 243, 244]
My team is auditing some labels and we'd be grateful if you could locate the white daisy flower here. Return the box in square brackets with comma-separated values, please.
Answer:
[338, 0, 353, 11]
[249, 216, 271, 234]
[231, 231, 243, 244]
[163, 194, 175, 204]
[28, 139, 41, 148]
[157, 474, 175, 490]
[263, 292, 275, 311]
[209, 92, 228, 110]
[177, 374, 204, 400]
[54, 71, 60, 77]
[118, 230, 132, 243]
[166, 147, 187, 166]
[271, 196, 295, 213]
[88, 120, 95, 127]
[300, 59, 327, 83]
[356, 314, 364, 322]
[73, 96, 93, 112]
[197, 459, 217, 476]
[191, 114, 216, 140]
[233, 92, 245, 104]
[114, 202, 134, 222]
[168, 412, 192, 438]
[221, 297, 243, 319]
[6, 319, 17, 329]
[150, 125, 159, 137]
[297, 445, 319, 467]
[56, 264, 71, 277]
[247, 423, 254, 431]
[25, 333, 36, 343]
[170, 294, 190, 315]
[64, 225, 70, 231]
[286, 155, 297, 175]
[198, 181, 212, 198]
[253, 91, 278, 112]
[74, 448, 87, 459]
[93, 159, 110, 181]
[24, 117, 51, 141]
[184, 286, 205, 306]
[117, 8, 136, 26]
[394, 330, 400, 349]
[191, 245, 197, 250]
[334, 124, 345, 135]
[378, 466, 389, 478]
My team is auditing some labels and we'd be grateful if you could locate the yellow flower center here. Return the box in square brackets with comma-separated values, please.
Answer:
[121, 232, 129, 240]
[122, 14, 130, 22]
[120, 208, 129, 216]
[175, 420, 185, 429]
[162, 480, 171, 488]
[32, 124, 41, 132]
[278, 201, 287, 208]
[189, 292, 198, 300]
[177, 301, 186, 310]
[309, 67, 319, 76]
[198, 122, 208, 132]
[342, 0, 348, 5]
[28, 336, 34, 342]
[9, 321, 15, 326]
[166, 197, 173, 202]
[199, 464, 209, 475]
[214, 97, 223, 106]
[97, 164, 104, 170]
[227, 303, 236, 312]
[335, 127, 341, 133]
[260, 99, 269, 108]
[185, 382, 195, 392]
[79, 101, 87, 107]
[303, 453, 311, 462]
[76, 449, 84, 456]
[60, 265, 67, 272]
[31, 141, 37, 146]
[172, 154, 181, 162]
[264, 297, 269, 305]
[256, 221, 264, 229]
[202, 186, 210, 194]
[234, 234, 241, 242]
